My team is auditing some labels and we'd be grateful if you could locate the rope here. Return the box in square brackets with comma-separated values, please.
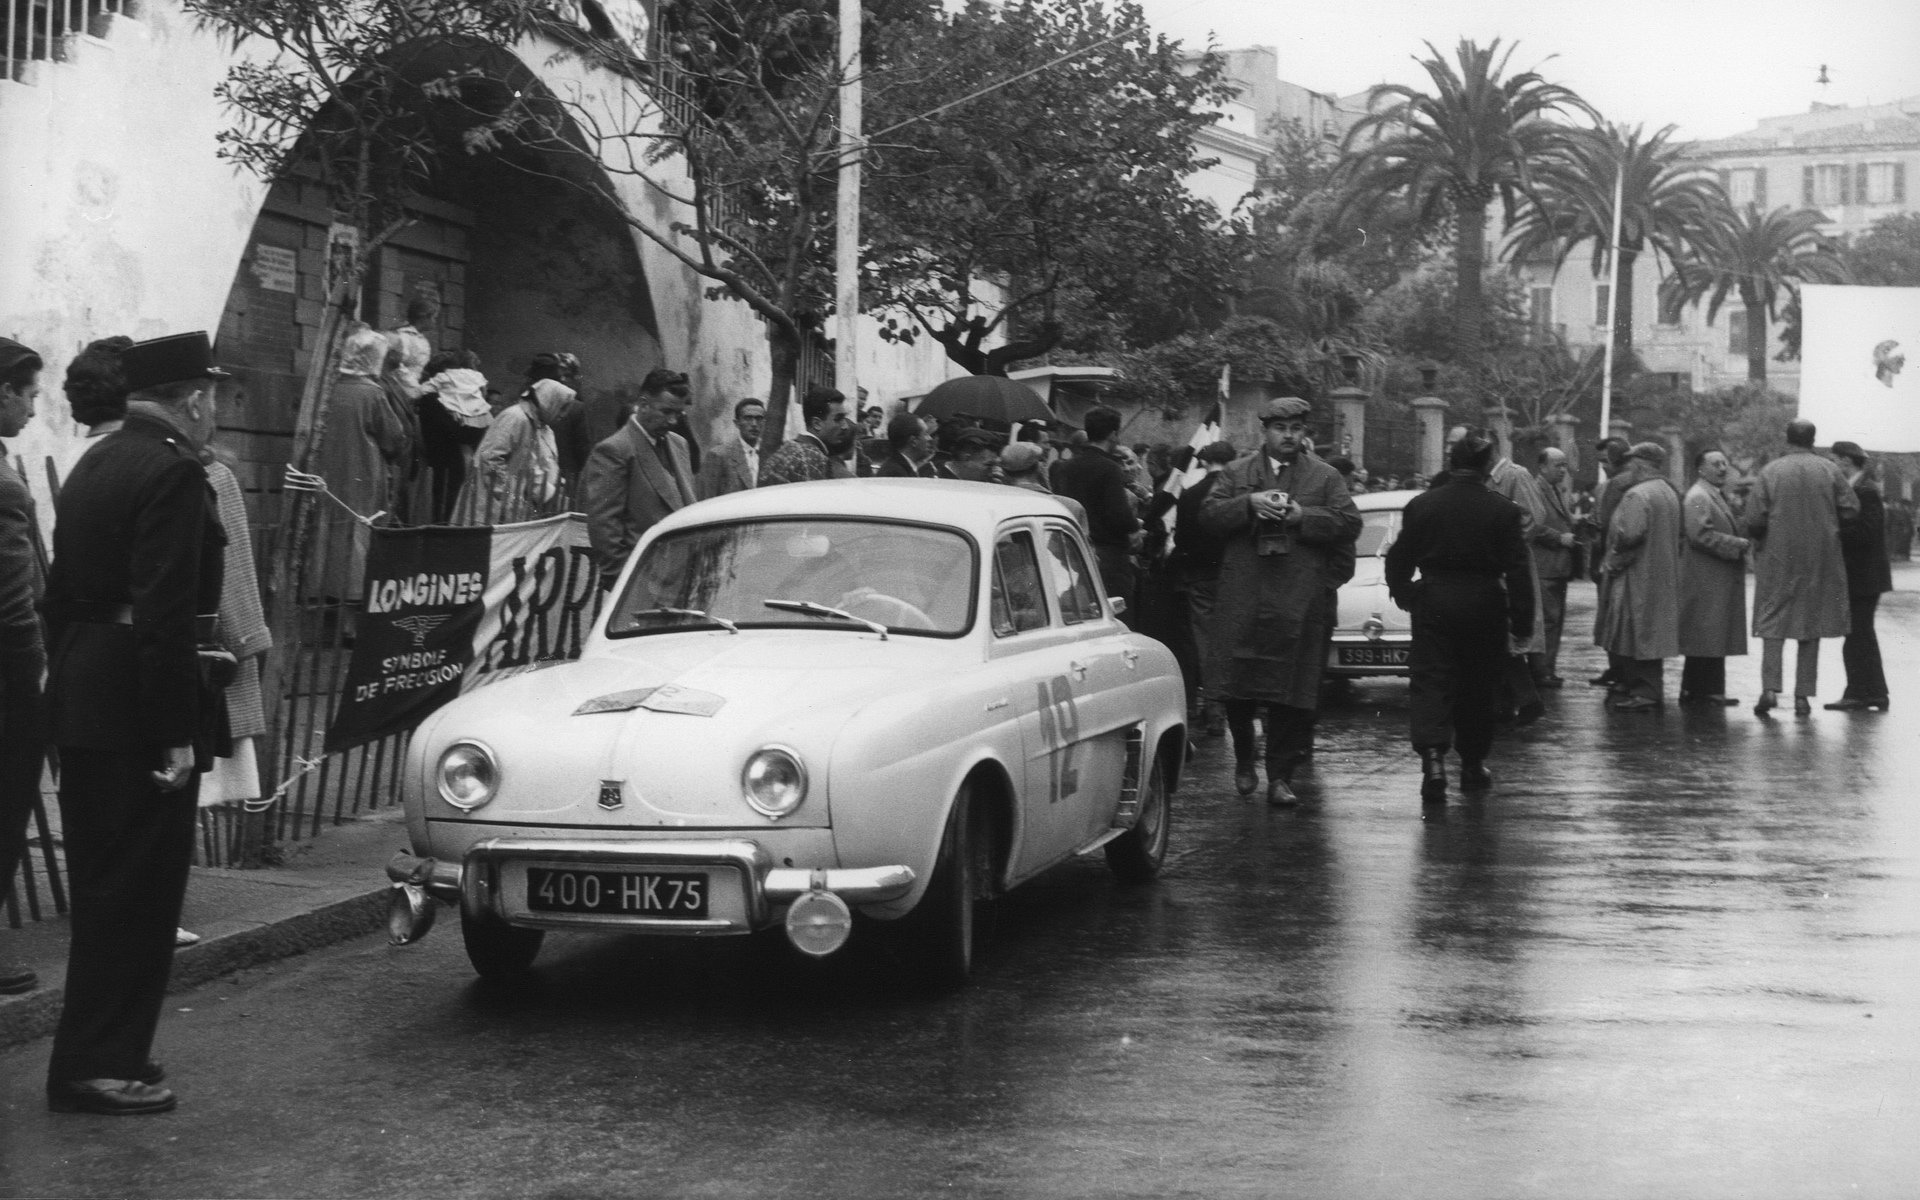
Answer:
[242, 754, 328, 814]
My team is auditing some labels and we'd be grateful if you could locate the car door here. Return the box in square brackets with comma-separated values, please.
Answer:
[985, 523, 1096, 879]
[1038, 522, 1135, 847]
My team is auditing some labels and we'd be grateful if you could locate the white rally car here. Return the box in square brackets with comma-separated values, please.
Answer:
[1327, 489, 1415, 678]
[387, 479, 1187, 987]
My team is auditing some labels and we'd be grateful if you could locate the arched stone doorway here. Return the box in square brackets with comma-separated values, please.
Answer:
[210, 40, 664, 520]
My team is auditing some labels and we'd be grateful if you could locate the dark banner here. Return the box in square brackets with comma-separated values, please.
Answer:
[325, 525, 491, 752]
[324, 515, 602, 753]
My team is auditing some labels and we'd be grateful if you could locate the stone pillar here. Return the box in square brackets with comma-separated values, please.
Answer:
[1330, 384, 1369, 467]
[1548, 413, 1581, 472]
[1661, 424, 1688, 489]
[1483, 404, 1516, 460]
[1411, 395, 1449, 480]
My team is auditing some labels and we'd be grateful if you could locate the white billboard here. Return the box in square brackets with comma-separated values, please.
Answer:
[1798, 284, 1920, 452]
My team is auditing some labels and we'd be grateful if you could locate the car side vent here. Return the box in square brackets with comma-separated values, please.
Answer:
[1113, 725, 1146, 826]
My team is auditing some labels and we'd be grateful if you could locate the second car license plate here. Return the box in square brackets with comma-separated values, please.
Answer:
[1336, 644, 1409, 667]
[526, 868, 709, 917]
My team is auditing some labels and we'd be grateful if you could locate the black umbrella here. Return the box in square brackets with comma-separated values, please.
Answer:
[913, 375, 1054, 426]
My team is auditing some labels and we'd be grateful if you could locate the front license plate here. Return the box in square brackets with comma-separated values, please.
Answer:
[526, 868, 709, 918]
[1336, 644, 1409, 667]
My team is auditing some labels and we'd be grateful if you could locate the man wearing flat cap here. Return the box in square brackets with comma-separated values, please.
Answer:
[1202, 397, 1361, 805]
[1596, 441, 1683, 711]
[942, 426, 1005, 482]
[41, 331, 232, 1116]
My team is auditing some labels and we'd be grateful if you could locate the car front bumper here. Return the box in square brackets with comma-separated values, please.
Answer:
[385, 838, 915, 947]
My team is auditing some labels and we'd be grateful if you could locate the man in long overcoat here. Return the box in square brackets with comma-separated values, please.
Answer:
[1677, 448, 1751, 705]
[1599, 443, 1683, 711]
[582, 369, 697, 588]
[1828, 440, 1891, 710]
[42, 332, 231, 1115]
[0, 338, 47, 997]
[1745, 419, 1857, 714]
[1202, 396, 1361, 805]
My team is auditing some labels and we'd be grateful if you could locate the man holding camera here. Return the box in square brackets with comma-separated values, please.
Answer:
[1201, 397, 1361, 805]
[41, 333, 233, 1116]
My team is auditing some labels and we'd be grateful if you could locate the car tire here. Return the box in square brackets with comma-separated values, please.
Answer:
[1105, 755, 1170, 884]
[900, 785, 986, 989]
[460, 909, 544, 980]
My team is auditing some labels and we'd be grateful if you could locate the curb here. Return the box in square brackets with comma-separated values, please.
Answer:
[0, 885, 389, 1051]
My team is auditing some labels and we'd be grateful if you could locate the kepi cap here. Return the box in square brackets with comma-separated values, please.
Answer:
[121, 332, 228, 392]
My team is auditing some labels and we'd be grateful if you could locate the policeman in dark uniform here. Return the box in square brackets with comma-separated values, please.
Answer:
[1384, 429, 1533, 806]
[42, 332, 232, 1116]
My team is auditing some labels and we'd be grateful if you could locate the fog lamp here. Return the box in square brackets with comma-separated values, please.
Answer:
[1363, 614, 1386, 642]
[785, 888, 853, 957]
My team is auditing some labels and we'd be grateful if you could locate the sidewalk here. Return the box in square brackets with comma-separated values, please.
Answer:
[0, 807, 405, 1049]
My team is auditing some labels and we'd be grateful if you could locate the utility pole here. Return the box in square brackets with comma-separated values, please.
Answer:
[1597, 162, 1625, 449]
[834, 0, 861, 404]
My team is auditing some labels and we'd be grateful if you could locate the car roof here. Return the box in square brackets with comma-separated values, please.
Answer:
[654, 478, 1078, 537]
[1354, 488, 1419, 512]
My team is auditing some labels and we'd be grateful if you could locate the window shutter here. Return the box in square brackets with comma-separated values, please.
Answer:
[1754, 167, 1767, 209]
[1839, 165, 1852, 206]
[1718, 168, 1730, 195]
[1897, 163, 1908, 204]
[1856, 163, 1870, 204]
[1804, 166, 1815, 206]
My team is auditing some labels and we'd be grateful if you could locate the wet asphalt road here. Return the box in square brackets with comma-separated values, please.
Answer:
[4, 579, 1918, 1199]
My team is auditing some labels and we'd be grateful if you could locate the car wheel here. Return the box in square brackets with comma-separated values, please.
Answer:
[901, 785, 986, 989]
[459, 909, 544, 980]
[1105, 755, 1170, 884]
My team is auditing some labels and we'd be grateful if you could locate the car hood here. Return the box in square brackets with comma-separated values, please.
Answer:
[415, 631, 952, 827]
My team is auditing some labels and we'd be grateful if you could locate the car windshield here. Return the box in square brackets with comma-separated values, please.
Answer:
[1355, 509, 1400, 557]
[607, 519, 976, 637]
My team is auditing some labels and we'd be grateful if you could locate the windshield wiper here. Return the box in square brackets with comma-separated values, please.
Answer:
[762, 598, 889, 640]
[630, 606, 738, 634]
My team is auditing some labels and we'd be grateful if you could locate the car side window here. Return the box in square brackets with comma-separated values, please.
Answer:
[991, 531, 1050, 637]
[1045, 527, 1103, 625]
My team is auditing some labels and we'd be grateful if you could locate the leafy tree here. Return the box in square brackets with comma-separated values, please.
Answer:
[1660, 202, 1849, 382]
[1504, 122, 1725, 365]
[1332, 38, 1592, 365]
[1358, 263, 1533, 364]
[861, 0, 1237, 375]
[1841, 212, 1920, 286]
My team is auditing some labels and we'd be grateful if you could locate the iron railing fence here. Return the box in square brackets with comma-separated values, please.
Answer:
[3, 0, 130, 82]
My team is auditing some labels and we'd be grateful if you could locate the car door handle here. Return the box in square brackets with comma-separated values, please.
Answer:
[1067, 660, 1089, 681]
[1121, 649, 1140, 670]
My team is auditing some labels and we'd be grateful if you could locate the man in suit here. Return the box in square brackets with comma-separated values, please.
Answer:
[582, 368, 697, 588]
[1384, 428, 1533, 805]
[697, 397, 765, 499]
[873, 412, 937, 478]
[1530, 447, 1580, 686]
[43, 332, 232, 1115]
[0, 338, 47, 998]
[1053, 405, 1143, 624]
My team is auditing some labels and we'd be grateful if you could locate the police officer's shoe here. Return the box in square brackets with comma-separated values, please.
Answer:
[1234, 761, 1259, 796]
[140, 1061, 166, 1086]
[46, 1079, 177, 1116]
[1265, 777, 1298, 807]
[0, 965, 36, 995]
[1418, 749, 1448, 804]
[1459, 761, 1493, 791]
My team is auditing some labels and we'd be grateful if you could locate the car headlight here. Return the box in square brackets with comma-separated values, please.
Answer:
[742, 746, 807, 818]
[437, 741, 498, 811]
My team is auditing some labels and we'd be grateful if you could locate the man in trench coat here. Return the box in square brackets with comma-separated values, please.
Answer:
[1598, 443, 1683, 711]
[1201, 396, 1361, 806]
[1744, 419, 1857, 713]
[582, 369, 697, 588]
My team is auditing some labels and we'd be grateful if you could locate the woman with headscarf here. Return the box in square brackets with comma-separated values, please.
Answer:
[451, 355, 578, 524]
[416, 350, 491, 523]
[375, 340, 426, 524]
[309, 325, 408, 602]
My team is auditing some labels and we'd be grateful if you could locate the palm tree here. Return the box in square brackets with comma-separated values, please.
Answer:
[1334, 39, 1591, 364]
[1505, 122, 1726, 366]
[1659, 203, 1849, 382]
